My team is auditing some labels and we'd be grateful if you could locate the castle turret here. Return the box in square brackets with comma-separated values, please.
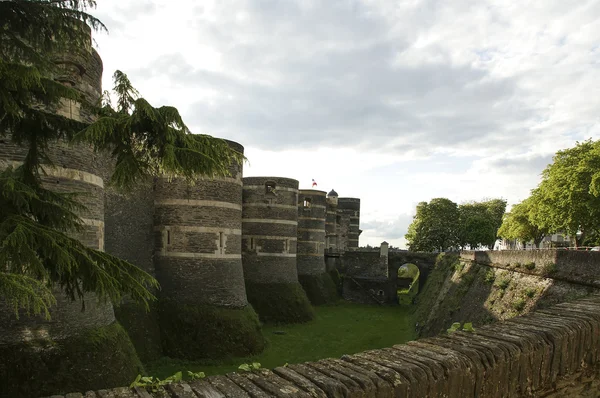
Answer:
[338, 197, 361, 250]
[326, 189, 339, 251]
[241, 177, 314, 323]
[153, 140, 264, 359]
[0, 28, 143, 398]
[296, 190, 338, 304]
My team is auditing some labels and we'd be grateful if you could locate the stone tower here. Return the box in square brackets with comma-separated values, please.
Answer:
[326, 189, 339, 251]
[153, 140, 264, 359]
[338, 197, 361, 250]
[0, 28, 142, 398]
[296, 189, 338, 304]
[241, 177, 314, 323]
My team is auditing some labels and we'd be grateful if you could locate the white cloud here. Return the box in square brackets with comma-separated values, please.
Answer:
[90, 0, 600, 248]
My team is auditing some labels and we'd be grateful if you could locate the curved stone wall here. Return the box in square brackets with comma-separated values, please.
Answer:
[297, 189, 327, 276]
[338, 198, 361, 250]
[296, 190, 338, 304]
[153, 141, 264, 359]
[153, 141, 247, 308]
[241, 177, 314, 323]
[242, 176, 299, 283]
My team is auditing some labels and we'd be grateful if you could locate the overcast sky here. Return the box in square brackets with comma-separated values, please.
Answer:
[92, 0, 600, 248]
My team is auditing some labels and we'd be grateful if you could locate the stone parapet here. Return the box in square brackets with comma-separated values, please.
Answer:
[461, 250, 600, 288]
[50, 294, 600, 397]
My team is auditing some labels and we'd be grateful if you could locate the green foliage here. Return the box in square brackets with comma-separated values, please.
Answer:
[75, 71, 245, 190]
[484, 269, 496, 284]
[238, 362, 262, 372]
[244, 282, 314, 324]
[298, 273, 339, 305]
[405, 198, 459, 251]
[542, 262, 558, 276]
[0, 167, 159, 317]
[513, 298, 526, 312]
[524, 288, 537, 298]
[405, 197, 506, 251]
[495, 278, 510, 290]
[498, 197, 548, 247]
[130, 371, 182, 392]
[457, 199, 507, 249]
[0, 322, 142, 398]
[524, 262, 536, 270]
[447, 322, 475, 333]
[530, 139, 600, 247]
[158, 300, 265, 360]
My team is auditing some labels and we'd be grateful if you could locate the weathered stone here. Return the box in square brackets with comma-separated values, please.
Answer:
[188, 379, 227, 398]
[272, 366, 328, 398]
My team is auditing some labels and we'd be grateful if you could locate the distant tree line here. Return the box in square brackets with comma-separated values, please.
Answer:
[405, 139, 600, 251]
[405, 198, 507, 252]
[498, 139, 600, 249]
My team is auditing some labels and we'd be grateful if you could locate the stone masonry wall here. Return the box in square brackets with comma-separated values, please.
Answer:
[242, 177, 299, 284]
[338, 197, 360, 250]
[296, 190, 327, 276]
[54, 294, 600, 397]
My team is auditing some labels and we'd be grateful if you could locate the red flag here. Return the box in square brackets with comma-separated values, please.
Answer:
[312, 179, 317, 187]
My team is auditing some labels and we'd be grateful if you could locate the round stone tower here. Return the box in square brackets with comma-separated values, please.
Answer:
[153, 140, 264, 359]
[0, 29, 143, 398]
[338, 197, 361, 250]
[241, 177, 314, 323]
[326, 189, 339, 251]
[296, 189, 338, 304]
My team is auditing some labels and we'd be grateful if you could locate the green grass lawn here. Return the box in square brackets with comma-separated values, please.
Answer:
[144, 301, 416, 379]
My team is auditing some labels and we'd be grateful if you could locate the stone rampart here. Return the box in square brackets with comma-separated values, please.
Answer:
[49, 294, 600, 397]
[461, 249, 600, 287]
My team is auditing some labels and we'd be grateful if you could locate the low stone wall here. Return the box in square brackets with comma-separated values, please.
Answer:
[461, 249, 600, 288]
[47, 294, 600, 397]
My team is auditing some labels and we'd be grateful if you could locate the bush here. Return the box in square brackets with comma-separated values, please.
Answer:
[495, 278, 510, 290]
[483, 269, 496, 284]
[524, 262, 536, 270]
[245, 282, 315, 324]
[513, 298, 526, 312]
[0, 322, 143, 398]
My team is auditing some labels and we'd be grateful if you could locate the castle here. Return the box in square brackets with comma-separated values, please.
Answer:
[0, 27, 362, 397]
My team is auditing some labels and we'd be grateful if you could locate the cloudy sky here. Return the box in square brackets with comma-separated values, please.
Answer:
[92, 0, 600, 248]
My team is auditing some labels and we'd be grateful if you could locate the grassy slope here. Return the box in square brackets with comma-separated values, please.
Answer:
[145, 302, 416, 379]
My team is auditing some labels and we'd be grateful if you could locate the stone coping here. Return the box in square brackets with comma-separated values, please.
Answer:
[45, 294, 600, 397]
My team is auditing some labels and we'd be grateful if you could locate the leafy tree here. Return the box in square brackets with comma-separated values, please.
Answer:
[405, 198, 459, 252]
[457, 199, 507, 249]
[530, 139, 600, 247]
[1, 0, 243, 317]
[498, 196, 548, 248]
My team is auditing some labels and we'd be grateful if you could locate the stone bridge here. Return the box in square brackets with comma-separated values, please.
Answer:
[48, 293, 600, 397]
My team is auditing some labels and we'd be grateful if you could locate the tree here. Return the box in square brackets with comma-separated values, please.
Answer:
[530, 139, 600, 247]
[0, 0, 243, 317]
[405, 198, 459, 252]
[498, 196, 548, 248]
[457, 199, 507, 249]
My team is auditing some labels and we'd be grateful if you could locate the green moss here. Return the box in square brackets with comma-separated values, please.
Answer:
[524, 288, 537, 298]
[114, 300, 162, 362]
[524, 262, 536, 270]
[0, 322, 143, 398]
[495, 277, 510, 290]
[245, 282, 315, 324]
[298, 273, 339, 305]
[513, 298, 526, 312]
[158, 300, 265, 360]
[484, 269, 496, 284]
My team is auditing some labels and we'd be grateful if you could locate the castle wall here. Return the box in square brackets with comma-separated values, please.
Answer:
[325, 197, 338, 251]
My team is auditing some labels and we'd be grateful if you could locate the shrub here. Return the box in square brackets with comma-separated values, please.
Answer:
[513, 298, 526, 312]
[484, 269, 495, 284]
[524, 262, 536, 270]
[495, 278, 510, 290]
